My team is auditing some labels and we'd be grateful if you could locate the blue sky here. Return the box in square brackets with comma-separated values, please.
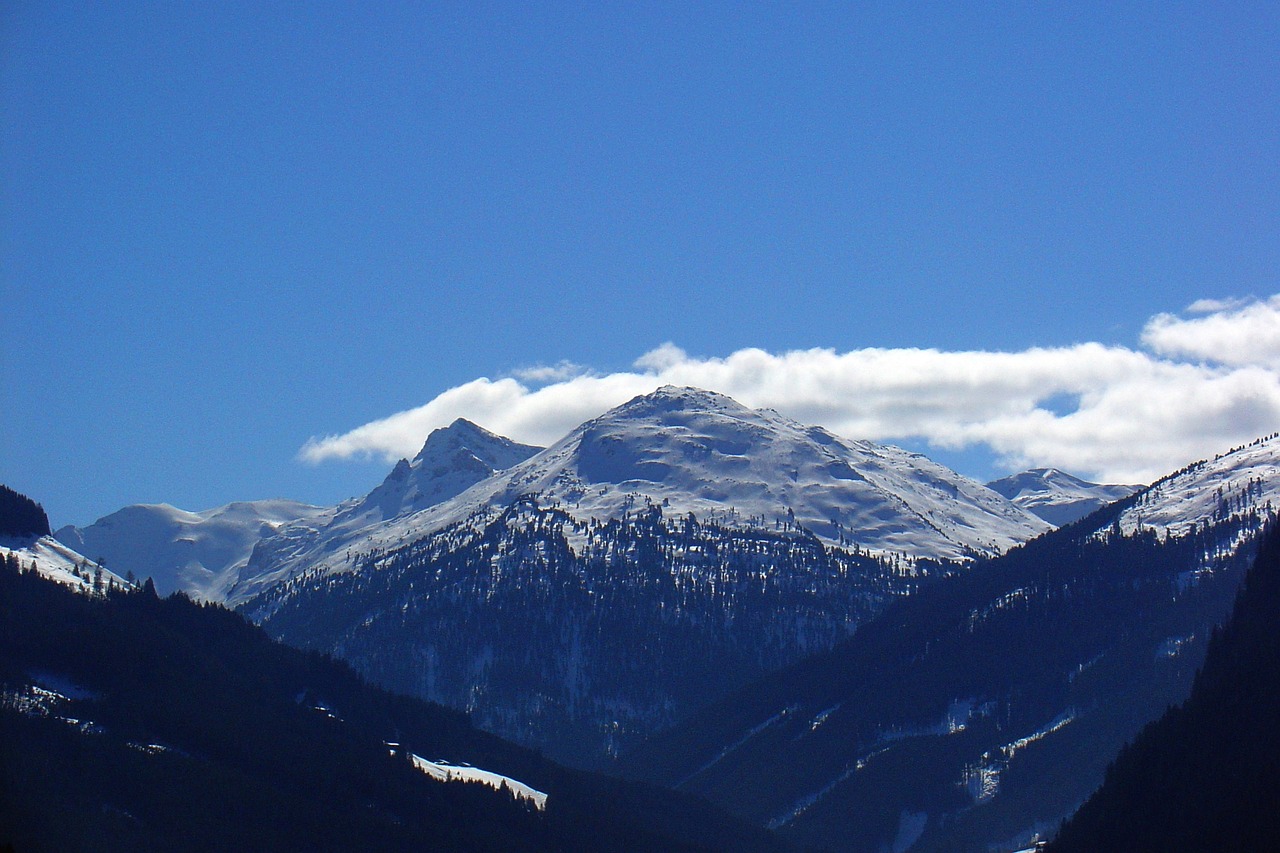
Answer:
[4, 2, 1279, 527]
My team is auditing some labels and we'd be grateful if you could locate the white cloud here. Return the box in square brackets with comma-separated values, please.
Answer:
[510, 361, 590, 384]
[300, 296, 1280, 485]
[1185, 296, 1250, 314]
[1142, 295, 1280, 367]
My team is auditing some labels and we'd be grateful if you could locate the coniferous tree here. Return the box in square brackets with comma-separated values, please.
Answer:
[0, 484, 51, 538]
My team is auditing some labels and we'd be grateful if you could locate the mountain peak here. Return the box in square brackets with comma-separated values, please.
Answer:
[390, 387, 1050, 563]
[987, 468, 1142, 527]
[413, 417, 523, 462]
[610, 385, 746, 418]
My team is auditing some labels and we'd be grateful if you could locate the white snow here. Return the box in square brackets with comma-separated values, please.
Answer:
[260, 387, 1050, 586]
[987, 468, 1141, 527]
[54, 499, 326, 603]
[961, 710, 1077, 807]
[1109, 433, 1280, 540]
[236, 420, 541, 604]
[1, 535, 131, 594]
[407, 754, 547, 810]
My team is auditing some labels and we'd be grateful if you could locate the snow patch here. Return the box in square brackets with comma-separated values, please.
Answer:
[1, 535, 132, 595]
[407, 754, 547, 810]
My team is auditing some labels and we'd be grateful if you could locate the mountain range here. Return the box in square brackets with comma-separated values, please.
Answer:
[239, 387, 1059, 763]
[49, 388, 1147, 767]
[20, 388, 1275, 851]
[620, 433, 1280, 852]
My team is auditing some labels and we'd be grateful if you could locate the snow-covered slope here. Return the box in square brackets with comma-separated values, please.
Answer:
[276, 387, 1048, 580]
[1114, 432, 1280, 538]
[1, 535, 131, 594]
[55, 500, 326, 602]
[240, 419, 541, 604]
[986, 468, 1142, 527]
[407, 754, 548, 810]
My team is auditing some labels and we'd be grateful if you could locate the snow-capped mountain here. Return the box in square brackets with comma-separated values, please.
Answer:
[344, 417, 543, 524]
[441, 386, 1050, 558]
[622, 432, 1280, 853]
[258, 387, 1048, 585]
[54, 419, 543, 607]
[238, 419, 541, 604]
[55, 500, 327, 601]
[986, 468, 1143, 527]
[246, 387, 1051, 765]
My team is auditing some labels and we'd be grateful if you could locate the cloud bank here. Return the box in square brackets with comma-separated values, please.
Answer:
[300, 296, 1280, 485]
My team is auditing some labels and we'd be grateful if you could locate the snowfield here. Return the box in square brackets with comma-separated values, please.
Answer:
[55, 499, 326, 602]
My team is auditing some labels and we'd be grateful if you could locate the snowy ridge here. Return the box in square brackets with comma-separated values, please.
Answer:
[1, 535, 132, 594]
[268, 387, 1049, 581]
[1112, 432, 1280, 538]
[240, 420, 541, 603]
[987, 468, 1142, 527]
[55, 500, 326, 603]
[407, 754, 547, 810]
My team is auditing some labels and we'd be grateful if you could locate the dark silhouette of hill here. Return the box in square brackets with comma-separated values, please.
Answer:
[0, 484, 50, 538]
[0, 557, 789, 853]
[1048, 522, 1280, 852]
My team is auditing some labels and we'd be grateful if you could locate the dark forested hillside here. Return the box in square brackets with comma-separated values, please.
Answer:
[251, 497, 918, 766]
[622, 495, 1274, 853]
[0, 562, 788, 853]
[0, 485, 51, 538]
[1048, 523, 1280, 852]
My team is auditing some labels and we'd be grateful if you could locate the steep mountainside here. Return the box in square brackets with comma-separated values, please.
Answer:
[245, 388, 1048, 766]
[0, 559, 788, 853]
[256, 387, 1047, 583]
[55, 500, 326, 601]
[1048, 522, 1280, 853]
[239, 419, 541, 605]
[986, 469, 1142, 527]
[622, 434, 1280, 853]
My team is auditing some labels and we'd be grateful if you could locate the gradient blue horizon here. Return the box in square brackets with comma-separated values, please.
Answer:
[3, 2, 1277, 526]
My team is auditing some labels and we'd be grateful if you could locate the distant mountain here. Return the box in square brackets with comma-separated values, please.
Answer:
[55, 500, 327, 602]
[238, 419, 542, 605]
[257, 387, 1048, 583]
[986, 469, 1142, 527]
[621, 433, 1280, 853]
[0, 550, 787, 852]
[244, 387, 1049, 765]
[1048, 521, 1280, 852]
[55, 419, 542, 607]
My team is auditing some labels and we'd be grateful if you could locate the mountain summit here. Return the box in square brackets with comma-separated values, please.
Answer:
[234, 419, 542, 605]
[353, 418, 543, 523]
[986, 467, 1143, 527]
[307, 386, 1049, 577]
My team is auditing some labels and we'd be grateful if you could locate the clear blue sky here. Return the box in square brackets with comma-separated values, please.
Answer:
[4, 2, 1278, 527]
